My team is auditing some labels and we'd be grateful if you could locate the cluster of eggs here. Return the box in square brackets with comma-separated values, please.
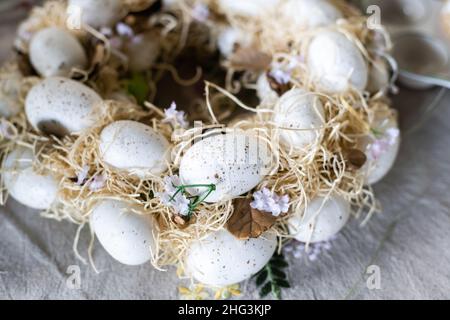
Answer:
[0, 0, 401, 289]
[187, 0, 399, 286]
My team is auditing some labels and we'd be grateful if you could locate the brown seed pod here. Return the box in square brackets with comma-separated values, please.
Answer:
[343, 148, 367, 170]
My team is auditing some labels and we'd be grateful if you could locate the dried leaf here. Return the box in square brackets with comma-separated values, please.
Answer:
[226, 198, 277, 240]
[343, 148, 367, 170]
[266, 72, 292, 96]
[228, 47, 272, 72]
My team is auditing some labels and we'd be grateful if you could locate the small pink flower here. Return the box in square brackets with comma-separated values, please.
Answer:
[251, 188, 289, 217]
[284, 236, 336, 262]
[109, 37, 123, 49]
[76, 165, 89, 186]
[100, 27, 113, 37]
[157, 175, 190, 216]
[89, 173, 107, 192]
[162, 102, 188, 128]
[116, 22, 134, 37]
[191, 3, 209, 22]
[367, 127, 400, 160]
[130, 34, 144, 45]
[269, 56, 302, 85]
[269, 69, 292, 85]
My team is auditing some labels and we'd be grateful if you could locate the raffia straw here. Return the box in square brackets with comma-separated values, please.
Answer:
[207, 77, 390, 239]
[2, 0, 393, 274]
[14, 0, 84, 53]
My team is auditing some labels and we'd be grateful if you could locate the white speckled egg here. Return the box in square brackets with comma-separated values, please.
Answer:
[29, 27, 87, 78]
[367, 58, 390, 94]
[68, 0, 128, 28]
[217, 0, 279, 17]
[99, 120, 170, 178]
[362, 119, 400, 185]
[280, 0, 342, 29]
[179, 133, 272, 203]
[256, 73, 278, 104]
[124, 32, 160, 72]
[2, 147, 58, 210]
[289, 195, 350, 243]
[217, 27, 253, 58]
[273, 88, 325, 151]
[0, 68, 23, 118]
[307, 31, 368, 94]
[185, 229, 277, 287]
[90, 199, 156, 265]
[25, 77, 102, 136]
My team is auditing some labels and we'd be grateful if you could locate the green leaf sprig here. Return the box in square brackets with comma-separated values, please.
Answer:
[125, 72, 150, 105]
[370, 127, 384, 138]
[254, 252, 290, 299]
[170, 183, 216, 218]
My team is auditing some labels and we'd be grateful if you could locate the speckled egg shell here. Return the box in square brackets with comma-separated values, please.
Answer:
[25, 77, 102, 136]
[280, 0, 343, 29]
[179, 133, 272, 203]
[99, 120, 170, 178]
[90, 199, 156, 266]
[217, 0, 280, 17]
[289, 195, 350, 243]
[185, 229, 277, 287]
[68, 0, 128, 28]
[29, 27, 87, 78]
[124, 32, 160, 72]
[3, 147, 58, 210]
[307, 31, 368, 94]
[273, 88, 325, 151]
[217, 27, 253, 58]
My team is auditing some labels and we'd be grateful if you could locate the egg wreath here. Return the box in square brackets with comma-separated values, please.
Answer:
[0, 0, 400, 299]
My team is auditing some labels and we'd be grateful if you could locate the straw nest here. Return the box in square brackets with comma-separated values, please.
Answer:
[0, 0, 399, 272]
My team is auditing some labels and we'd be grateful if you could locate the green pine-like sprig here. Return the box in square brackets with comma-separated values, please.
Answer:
[254, 252, 290, 299]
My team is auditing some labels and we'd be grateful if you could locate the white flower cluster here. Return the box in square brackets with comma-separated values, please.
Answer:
[191, 3, 210, 22]
[163, 102, 189, 129]
[250, 188, 289, 217]
[157, 175, 190, 216]
[284, 237, 336, 262]
[268, 55, 303, 85]
[75, 165, 107, 192]
[367, 127, 400, 160]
